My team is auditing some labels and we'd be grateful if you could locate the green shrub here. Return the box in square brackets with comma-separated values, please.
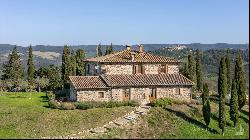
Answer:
[48, 100, 61, 109]
[127, 100, 140, 107]
[75, 100, 139, 110]
[75, 102, 92, 110]
[60, 102, 76, 110]
[150, 98, 175, 107]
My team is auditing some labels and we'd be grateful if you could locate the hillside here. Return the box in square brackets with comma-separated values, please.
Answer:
[0, 92, 134, 138]
[149, 47, 249, 93]
[0, 43, 248, 69]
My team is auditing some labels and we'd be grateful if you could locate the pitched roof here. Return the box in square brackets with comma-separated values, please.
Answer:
[84, 49, 180, 63]
[69, 76, 108, 89]
[101, 74, 194, 87]
[69, 74, 194, 89]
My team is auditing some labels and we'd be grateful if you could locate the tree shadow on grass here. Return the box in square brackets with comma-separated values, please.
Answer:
[240, 109, 249, 116]
[210, 113, 233, 127]
[239, 115, 249, 124]
[165, 107, 219, 134]
[9, 96, 27, 98]
[40, 95, 48, 102]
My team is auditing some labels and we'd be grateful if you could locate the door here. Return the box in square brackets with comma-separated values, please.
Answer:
[149, 88, 157, 101]
[123, 88, 130, 101]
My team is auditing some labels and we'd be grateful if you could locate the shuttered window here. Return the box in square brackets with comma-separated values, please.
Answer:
[134, 64, 145, 74]
[133, 65, 138, 74]
[175, 88, 180, 95]
[166, 64, 168, 73]
[161, 64, 166, 73]
[142, 65, 145, 75]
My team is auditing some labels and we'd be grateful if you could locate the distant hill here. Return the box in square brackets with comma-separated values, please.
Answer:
[0, 43, 248, 70]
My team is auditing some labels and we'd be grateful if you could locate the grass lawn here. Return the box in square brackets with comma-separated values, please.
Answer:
[0, 92, 134, 139]
[93, 102, 249, 139]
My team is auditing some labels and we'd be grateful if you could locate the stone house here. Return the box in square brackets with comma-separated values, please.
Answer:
[69, 44, 194, 104]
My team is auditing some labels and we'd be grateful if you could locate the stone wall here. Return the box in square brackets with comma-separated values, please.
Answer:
[101, 64, 133, 75]
[111, 87, 151, 103]
[144, 64, 160, 74]
[167, 65, 179, 74]
[86, 62, 179, 75]
[71, 85, 191, 102]
[76, 89, 111, 102]
[110, 88, 124, 101]
[130, 87, 151, 103]
[156, 86, 191, 101]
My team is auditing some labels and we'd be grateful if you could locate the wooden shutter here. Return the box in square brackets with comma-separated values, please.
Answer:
[166, 64, 168, 74]
[142, 65, 145, 75]
[134, 65, 138, 74]
[161, 64, 166, 73]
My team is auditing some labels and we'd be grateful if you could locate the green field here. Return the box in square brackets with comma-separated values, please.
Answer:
[0, 92, 134, 138]
[91, 103, 249, 139]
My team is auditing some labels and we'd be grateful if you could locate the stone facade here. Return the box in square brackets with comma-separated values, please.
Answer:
[144, 64, 160, 74]
[157, 86, 191, 101]
[86, 62, 179, 75]
[101, 64, 133, 75]
[76, 89, 111, 102]
[71, 86, 192, 103]
[167, 65, 179, 74]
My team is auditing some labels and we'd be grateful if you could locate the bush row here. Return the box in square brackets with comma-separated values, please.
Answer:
[48, 100, 139, 110]
[150, 98, 201, 107]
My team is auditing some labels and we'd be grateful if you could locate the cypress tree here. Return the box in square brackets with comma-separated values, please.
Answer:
[96, 43, 102, 57]
[230, 79, 239, 127]
[202, 83, 210, 128]
[187, 54, 196, 82]
[196, 50, 203, 91]
[62, 45, 71, 89]
[234, 53, 246, 110]
[225, 50, 231, 94]
[27, 45, 35, 82]
[109, 43, 113, 54]
[105, 46, 109, 55]
[76, 49, 85, 76]
[181, 62, 189, 78]
[2, 46, 24, 88]
[218, 57, 227, 135]
[70, 50, 76, 76]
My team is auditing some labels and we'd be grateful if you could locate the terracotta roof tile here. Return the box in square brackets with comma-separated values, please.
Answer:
[69, 74, 194, 89]
[84, 49, 180, 63]
[69, 76, 108, 89]
[100, 74, 194, 87]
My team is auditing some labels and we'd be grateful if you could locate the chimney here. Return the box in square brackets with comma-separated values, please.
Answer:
[138, 44, 144, 53]
[126, 44, 131, 50]
[130, 52, 136, 61]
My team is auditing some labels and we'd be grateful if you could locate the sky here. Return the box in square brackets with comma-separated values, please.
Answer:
[0, 0, 249, 46]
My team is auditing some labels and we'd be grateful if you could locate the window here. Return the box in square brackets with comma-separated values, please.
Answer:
[133, 65, 138, 74]
[150, 88, 156, 98]
[124, 88, 130, 97]
[161, 64, 166, 73]
[98, 92, 104, 98]
[175, 88, 180, 95]
[138, 64, 142, 74]
[134, 64, 145, 74]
